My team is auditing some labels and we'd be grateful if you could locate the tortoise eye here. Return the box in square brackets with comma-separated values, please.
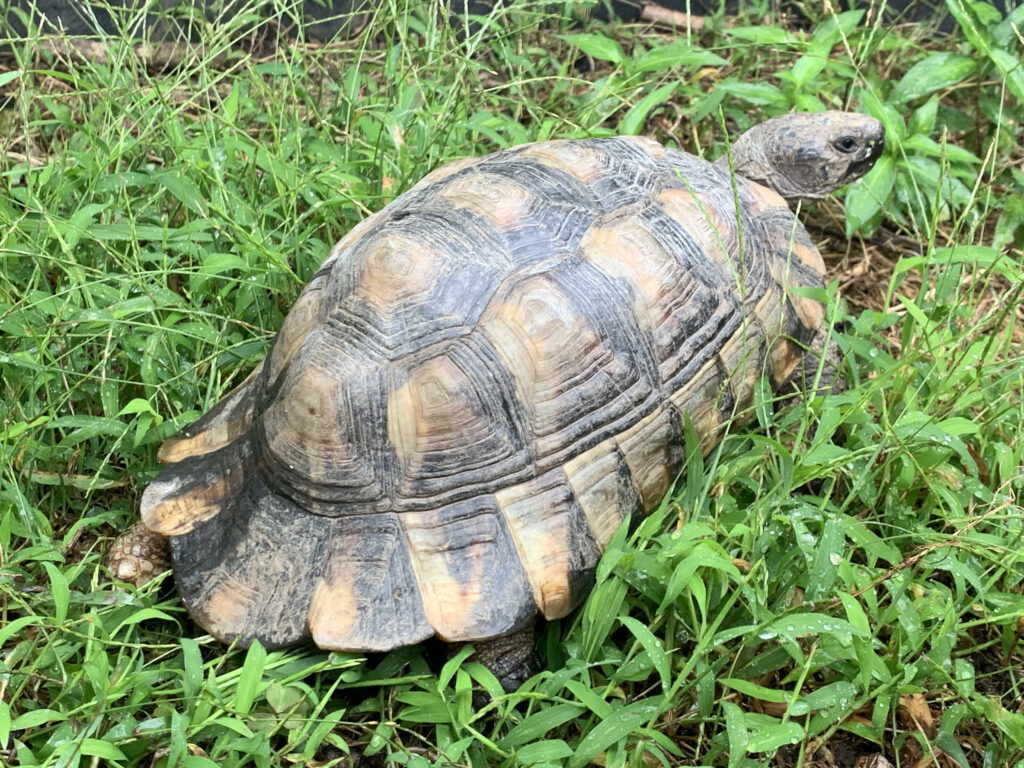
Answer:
[833, 136, 860, 154]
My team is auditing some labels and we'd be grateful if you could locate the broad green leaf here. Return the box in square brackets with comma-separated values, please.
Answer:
[722, 700, 748, 768]
[559, 33, 625, 65]
[944, 0, 1024, 102]
[935, 245, 1021, 281]
[564, 679, 613, 719]
[859, 89, 907, 140]
[619, 616, 671, 690]
[845, 154, 895, 236]
[805, 517, 845, 600]
[79, 739, 128, 760]
[988, 47, 1024, 104]
[719, 678, 789, 703]
[62, 203, 108, 249]
[795, 681, 857, 714]
[118, 398, 159, 417]
[837, 593, 870, 634]
[181, 637, 203, 701]
[716, 80, 788, 107]
[761, 613, 867, 644]
[233, 640, 267, 714]
[518, 740, 574, 764]
[265, 683, 305, 716]
[619, 83, 677, 135]
[810, 9, 864, 45]
[0, 69, 21, 88]
[500, 703, 584, 748]
[158, 171, 207, 216]
[901, 134, 982, 165]
[791, 54, 828, 90]
[112, 608, 176, 633]
[994, 194, 1024, 251]
[725, 26, 796, 44]
[890, 53, 976, 102]
[11, 709, 67, 731]
[42, 562, 69, 626]
[181, 756, 220, 768]
[393, 690, 450, 724]
[438, 643, 473, 690]
[801, 443, 851, 467]
[909, 96, 939, 135]
[199, 253, 249, 274]
[937, 417, 979, 437]
[980, 697, 1024, 747]
[744, 715, 805, 752]
[568, 700, 660, 768]
[0, 616, 41, 646]
[634, 41, 729, 73]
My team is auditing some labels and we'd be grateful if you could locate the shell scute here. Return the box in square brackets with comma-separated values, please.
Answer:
[480, 265, 659, 471]
[309, 512, 432, 651]
[321, 210, 510, 358]
[170, 467, 335, 648]
[399, 497, 536, 641]
[562, 440, 644, 548]
[494, 468, 601, 620]
[257, 337, 396, 513]
[387, 339, 532, 503]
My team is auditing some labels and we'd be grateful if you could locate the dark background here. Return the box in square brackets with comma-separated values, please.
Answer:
[2, 0, 1008, 41]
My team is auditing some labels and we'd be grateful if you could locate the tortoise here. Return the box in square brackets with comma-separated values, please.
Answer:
[108, 111, 885, 691]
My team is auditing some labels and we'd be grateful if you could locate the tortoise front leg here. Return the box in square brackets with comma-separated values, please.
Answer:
[784, 326, 847, 398]
[106, 520, 172, 586]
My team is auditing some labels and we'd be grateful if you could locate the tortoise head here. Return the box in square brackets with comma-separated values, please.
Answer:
[718, 111, 886, 203]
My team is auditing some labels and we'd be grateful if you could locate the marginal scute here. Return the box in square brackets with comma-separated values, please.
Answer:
[156, 362, 263, 464]
[716, 318, 769, 415]
[495, 468, 601, 619]
[170, 470, 335, 648]
[562, 440, 642, 548]
[193, 566, 260, 640]
[616, 406, 685, 512]
[399, 498, 535, 641]
[667, 357, 729, 454]
[308, 513, 433, 650]
[142, 438, 250, 536]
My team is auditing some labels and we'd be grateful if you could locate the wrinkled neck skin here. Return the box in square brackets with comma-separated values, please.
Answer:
[713, 123, 813, 206]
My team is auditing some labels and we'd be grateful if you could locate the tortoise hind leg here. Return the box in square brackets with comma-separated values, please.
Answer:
[469, 624, 541, 693]
[106, 520, 172, 587]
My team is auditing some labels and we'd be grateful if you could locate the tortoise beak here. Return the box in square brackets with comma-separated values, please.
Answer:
[844, 131, 886, 181]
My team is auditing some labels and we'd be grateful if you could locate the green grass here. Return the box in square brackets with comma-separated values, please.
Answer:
[2, 0, 1023, 766]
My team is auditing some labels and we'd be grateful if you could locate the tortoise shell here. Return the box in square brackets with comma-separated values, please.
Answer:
[141, 135, 827, 650]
